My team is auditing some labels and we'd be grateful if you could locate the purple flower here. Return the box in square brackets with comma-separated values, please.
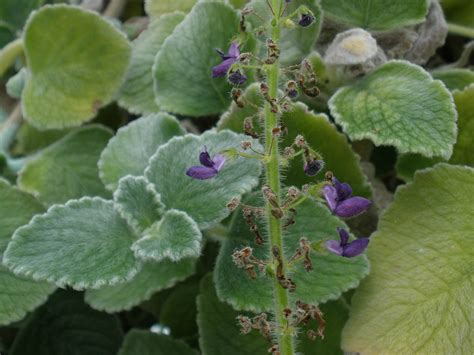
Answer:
[186, 147, 226, 180]
[326, 228, 369, 258]
[304, 159, 323, 176]
[228, 69, 247, 85]
[299, 13, 314, 27]
[212, 42, 240, 78]
[323, 178, 371, 218]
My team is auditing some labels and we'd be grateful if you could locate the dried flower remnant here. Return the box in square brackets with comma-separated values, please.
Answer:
[323, 177, 371, 217]
[186, 147, 226, 180]
[326, 227, 369, 258]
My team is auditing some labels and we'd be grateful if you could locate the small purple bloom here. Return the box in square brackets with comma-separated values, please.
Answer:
[304, 159, 323, 176]
[299, 13, 315, 27]
[323, 177, 371, 218]
[212, 42, 240, 78]
[228, 69, 247, 85]
[326, 228, 369, 258]
[186, 147, 226, 180]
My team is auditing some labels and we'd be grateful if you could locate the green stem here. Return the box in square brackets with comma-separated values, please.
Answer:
[0, 39, 23, 77]
[0, 104, 22, 153]
[447, 23, 474, 39]
[264, 1, 294, 354]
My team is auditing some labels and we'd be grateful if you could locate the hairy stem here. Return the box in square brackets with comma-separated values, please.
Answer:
[103, 0, 127, 18]
[0, 39, 23, 77]
[264, 1, 294, 354]
[447, 23, 474, 39]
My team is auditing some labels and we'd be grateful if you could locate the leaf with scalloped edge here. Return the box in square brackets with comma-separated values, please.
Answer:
[4, 197, 141, 289]
[118, 13, 185, 115]
[10, 290, 123, 355]
[118, 329, 197, 355]
[132, 210, 202, 262]
[214, 196, 369, 312]
[432, 68, 474, 91]
[99, 113, 185, 191]
[342, 164, 474, 354]
[85, 258, 195, 312]
[18, 125, 112, 205]
[321, 0, 429, 32]
[153, 2, 241, 116]
[145, 130, 262, 229]
[145, 0, 196, 17]
[113, 175, 165, 234]
[21, 5, 131, 129]
[329, 61, 457, 159]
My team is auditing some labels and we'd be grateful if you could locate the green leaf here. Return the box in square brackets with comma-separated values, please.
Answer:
[145, 130, 262, 229]
[432, 68, 474, 91]
[118, 13, 185, 115]
[218, 84, 371, 197]
[396, 154, 444, 182]
[214, 196, 369, 312]
[145, 0, 196, 17]
[248, 0, 322, 65]
[197, 274, 268, 355]
[113, 175, 165, 234]
[442, 0, 474, 29]
[99, 113, 185, 191]
[0, 0, 43, 33]
[321, 0, 429, 32]
[153, 2, 240, 116]
[329, 61, 457, 159]
[6, 67, 26, 99]
[18, 125, 112, 205]
[22, 5, 131, 129]
[118, 329, 197, 355]
[342, 164, 474, 354]
[85, 258, 195, 312]
[10, 290, 123, 355]
[12, 122, 70, 155]
[4, 197, 141, 289]
[132, 210, 202, 262]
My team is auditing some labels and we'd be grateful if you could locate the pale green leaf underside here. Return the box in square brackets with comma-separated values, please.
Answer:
[18, 125, 112, 205]
[198, 274, 268, 355]
[342, 164, 474, 354]
[145, 130, 262, 229]
[118, 329, 197, 355]
[153, 2, 239, 116]
[113, 175, 165, 234]
[85, 258, 195, 313]
[22, 5, 131, 129]
[10, 290, 123, 355]
[432, 68, 474, 92]
[118, 13, 185, 115]
[99, 113, 185, 191]
[215, 197, 369, 312]
[218, 84, 371, 197]
[321, 0, 429, 31]
[133, 209, 202, 262]
[329, 60, 457, 159]
[4, 197, 141, 289]
[145, 0, 196, 17]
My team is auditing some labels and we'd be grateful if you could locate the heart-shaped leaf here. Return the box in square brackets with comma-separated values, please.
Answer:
[329, 61, 457, 159]
[22, 5, 131, 128]
[118, 329, 197, 355]
[342, 164, 474, 354]
[99, 113, 185, 191]
[4, 197, 141, 289]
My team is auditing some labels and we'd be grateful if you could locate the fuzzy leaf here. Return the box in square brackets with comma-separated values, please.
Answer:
[0, 0, 43, 33]
[321, 0, 429, 31]
[85, 258, 195, 312]
[113, 175, 165, 234]
[13, 122, 70, 155]
[118, 329, 197, 355]
[145, 0, 196, 17]
[6, 68, 27, 99]
[118, 13, 185, 114]
[145, 130, 262, 229]
[10, 290, 123, 355]
[99, 113, 185, 191]
[214, 196, 369, 312]
[197, 274, 268, 355]
[132, 210, 202, 262]
[342, 164, 474, 354]
[329, 61, 457, 159]
[22, 5, 131, 128]
[4, 197, 141, 289]
[18, 125, 112, 205]
[432, 68, 474, 91]
[153, 2, 240, 116]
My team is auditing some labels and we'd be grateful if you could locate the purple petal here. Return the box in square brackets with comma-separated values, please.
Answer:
[334, 197, 371, 218]
[186, 166, 218, 180]
[334, 178, 352, 201]
[228, 70, 247, 85]
[228, 42, 240, 58]
[303, 160, 322, 176]
[215, 48, 226, 58]
[199, 149, 214, 167]
[323, 185, 338, 212]
[337, 227, 350, 246]
[212, 57, 235, 78]
[342, 238, 369, 257]
[212, 154, 226, 172]
[326, 240, 343, 256]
